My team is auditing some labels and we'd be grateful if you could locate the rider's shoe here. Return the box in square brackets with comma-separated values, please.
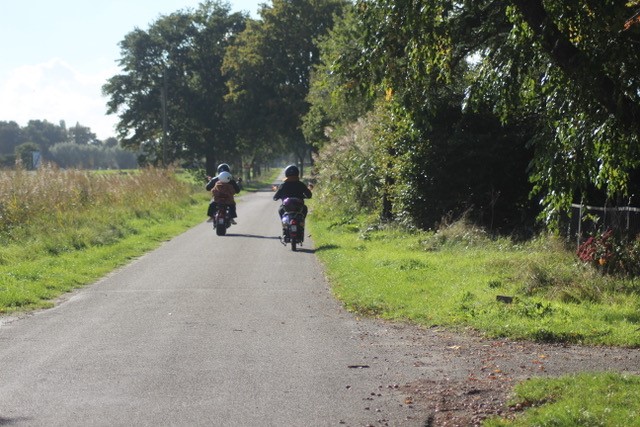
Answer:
[231, 219, 237, 224]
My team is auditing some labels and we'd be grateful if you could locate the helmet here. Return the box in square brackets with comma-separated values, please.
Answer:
[217, 171, 232, 183]
[217, 163, 230, 174]
[284, 164, 299, 177]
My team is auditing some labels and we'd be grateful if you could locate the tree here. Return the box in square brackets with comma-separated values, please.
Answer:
[103, 1, 246, 174]
[501, 1, 640, 222]
[103, 137, 119, 148]
[302, 5, 374, 150]
[0, 121, 23, 156]
[223, 0, 349, 176]
[511, 0, 640, 135]
[22, 120, 67, 158]
[68, 122, 97, 145]
[348, 0, 640, 226]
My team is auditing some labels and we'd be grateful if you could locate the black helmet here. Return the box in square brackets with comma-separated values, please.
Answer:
[217, 163, 230, 174]
[285, 164, 299, 177]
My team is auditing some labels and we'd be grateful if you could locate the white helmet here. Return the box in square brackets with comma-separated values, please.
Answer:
[217, 171, 232, 183]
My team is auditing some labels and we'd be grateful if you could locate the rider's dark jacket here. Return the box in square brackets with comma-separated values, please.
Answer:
[273, 176, 312, 201]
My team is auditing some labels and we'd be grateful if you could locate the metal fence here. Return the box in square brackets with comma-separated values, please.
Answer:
[565, 203, 640, 247]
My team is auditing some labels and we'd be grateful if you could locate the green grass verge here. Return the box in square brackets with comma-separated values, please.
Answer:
[309, 214, 640, 347]
[0, 201, 205, 313]
[484, 372, 640, 426]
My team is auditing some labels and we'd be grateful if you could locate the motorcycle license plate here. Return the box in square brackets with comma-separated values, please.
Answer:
[290, 224, 297, 232]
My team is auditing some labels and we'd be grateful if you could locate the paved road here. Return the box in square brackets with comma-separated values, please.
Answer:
[0, 185, 432, 426]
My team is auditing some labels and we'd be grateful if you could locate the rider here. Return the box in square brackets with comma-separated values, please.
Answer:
[210, 171, 237, 223]
[206, 163, 240, 223]
[273, 164, 312, 221]
[206, 163, 241, 192]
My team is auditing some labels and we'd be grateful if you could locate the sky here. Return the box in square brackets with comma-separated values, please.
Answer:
[0, 0, 262, 141]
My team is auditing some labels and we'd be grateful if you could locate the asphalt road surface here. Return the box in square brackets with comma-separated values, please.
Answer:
[0, 185, 434, 426]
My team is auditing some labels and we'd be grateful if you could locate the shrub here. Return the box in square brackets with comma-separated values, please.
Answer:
[577, 229, 640, 276]
[312, 112, 383, 217]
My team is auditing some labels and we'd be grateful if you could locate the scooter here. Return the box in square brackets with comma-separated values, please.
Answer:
[214, 204, 232, 236]
[280, 197, 305, 251]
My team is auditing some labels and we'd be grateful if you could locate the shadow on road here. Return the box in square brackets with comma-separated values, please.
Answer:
[313, 244, 339, 252]
[220, 235, 339, 254]
[225, 233, 281, 240]
[293, 248, 316, 254]
[0, 416, 30, 426]
[285, 244, 340, 254]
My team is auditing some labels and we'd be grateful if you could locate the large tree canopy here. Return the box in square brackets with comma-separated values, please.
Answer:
[0, 121, 23, 157]
[302, 5, 374, 149]
[103, 1, 246, 173]
[223, 0, 349, 175]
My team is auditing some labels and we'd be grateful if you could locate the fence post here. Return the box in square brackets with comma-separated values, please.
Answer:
[576, 204, 583, 251]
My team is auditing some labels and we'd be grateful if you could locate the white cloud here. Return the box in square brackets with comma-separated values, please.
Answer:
[0, 58, 120, 140]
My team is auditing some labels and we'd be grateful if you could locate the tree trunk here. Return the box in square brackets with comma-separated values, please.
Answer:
[204, 148, 216, 178]
[380, 145, 395, 222]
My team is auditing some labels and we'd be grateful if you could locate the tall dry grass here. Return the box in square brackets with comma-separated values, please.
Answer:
[0, 164, 192, 243]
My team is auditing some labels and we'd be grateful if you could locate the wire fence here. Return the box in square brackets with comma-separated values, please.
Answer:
[564, 203, 640, 248]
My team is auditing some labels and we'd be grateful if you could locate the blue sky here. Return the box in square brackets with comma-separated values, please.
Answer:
[0, 0, 262, 140]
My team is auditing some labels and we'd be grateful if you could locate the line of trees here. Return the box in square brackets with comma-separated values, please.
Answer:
[0, 120, 137, 169]
[102, 0, 347, 179]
